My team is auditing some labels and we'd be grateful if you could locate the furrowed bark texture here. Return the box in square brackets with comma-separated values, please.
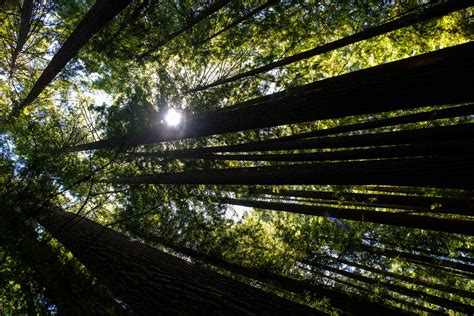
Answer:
[72, 42, 474, 151]
[134, 230, 405, 316]
[39, 211, 317, 315]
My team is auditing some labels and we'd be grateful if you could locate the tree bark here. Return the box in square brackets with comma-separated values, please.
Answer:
[71, 42, 474, 151]
[131, 139, 474, 163]
[191, 0, 473, 91]
[16, 0, 131, 112]
[248, 188, 474, 215]
[39, 211, 317, 315]
[110, 155, 474, 189]
[131, 229, 405, 315]
[221, 198, 474, 235]
[145, 123, 474, 155]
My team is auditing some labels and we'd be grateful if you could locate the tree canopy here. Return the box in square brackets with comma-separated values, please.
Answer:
[0, 0, 473, 314]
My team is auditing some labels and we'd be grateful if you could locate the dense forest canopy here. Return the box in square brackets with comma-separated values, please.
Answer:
[0, 0, 473, 314]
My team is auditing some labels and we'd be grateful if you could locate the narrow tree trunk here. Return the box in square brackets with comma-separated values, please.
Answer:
[110, 155, 474, 189]
[16, 0, 131, 112]
[71, 42, 474, 151]
[221, 198, 474, 235]
[131, 229, 404, 315]
[248, 188, 474, 215]
[10, 0, 33, 75]
[39, 211, 316, 315]
[333, 257, 473, 299]
[306, 261, 474, 314]
[191, 0, 473, 91]
[202, 0, 277, 43]
[361, 245, 474, 276]
[137, 0, 231, 60]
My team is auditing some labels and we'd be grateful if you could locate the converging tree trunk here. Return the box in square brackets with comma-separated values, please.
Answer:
[110, 155, 474, 189]
[39, 211, 316, 315]
[10, 0, 33, 75]
[72, 43, 474, 151]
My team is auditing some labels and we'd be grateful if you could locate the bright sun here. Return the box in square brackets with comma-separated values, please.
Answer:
[164, 108, 182, 127]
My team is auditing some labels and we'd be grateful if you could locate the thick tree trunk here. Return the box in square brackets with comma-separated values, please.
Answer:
[248, 188, 474, 215]
[10, 0, 33, 75]
[306, 261, 474, 314]
[202, 0, 277, 43]
[132, 139, 474, 163]
[110, 155, 474, 188]
[131, 229, 405, 315]
[72, 42, 474, 151]
[221, 198, 474, 235]
[39, 211, 316, 315]
[16, 0, 131, 112]
[191, 0, 473, 91]
[137, 0, 230, 60]
[1, 229, 126, 315]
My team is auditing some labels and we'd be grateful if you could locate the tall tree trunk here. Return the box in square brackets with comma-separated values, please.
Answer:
[143, 123, 474, 155]
[39, 211, 316, 315]
[306, 260, 474, 314]
[245, 103, 474, 143]
[15, 0, 131, 113]
[71, 42, 474, 151]
[220, 198, 474, 235]
[137, 0, 231, 60]
[10, 0, 33, 75]
[202, 0, 277, 43]
[110, 155, 474, 189]
[130, 229, 405, 315]
[191, 0, 473, 91]
[247, 188, 474, 215]
[1, 229, 126, 314]
[131, 139, 474, 163]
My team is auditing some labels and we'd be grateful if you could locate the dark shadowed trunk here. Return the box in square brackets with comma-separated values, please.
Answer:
[191, 0, 473, 91]
[131, 139, 474, 163]
[110, 155, 474, 189]
[16, 0, 131, 112]
[145, 123, 474, 155]
[130, 229, 405, 315]
[39, 211, 317, 315]
[72, 43, 474, 151]
[247, 188, 474, 215]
